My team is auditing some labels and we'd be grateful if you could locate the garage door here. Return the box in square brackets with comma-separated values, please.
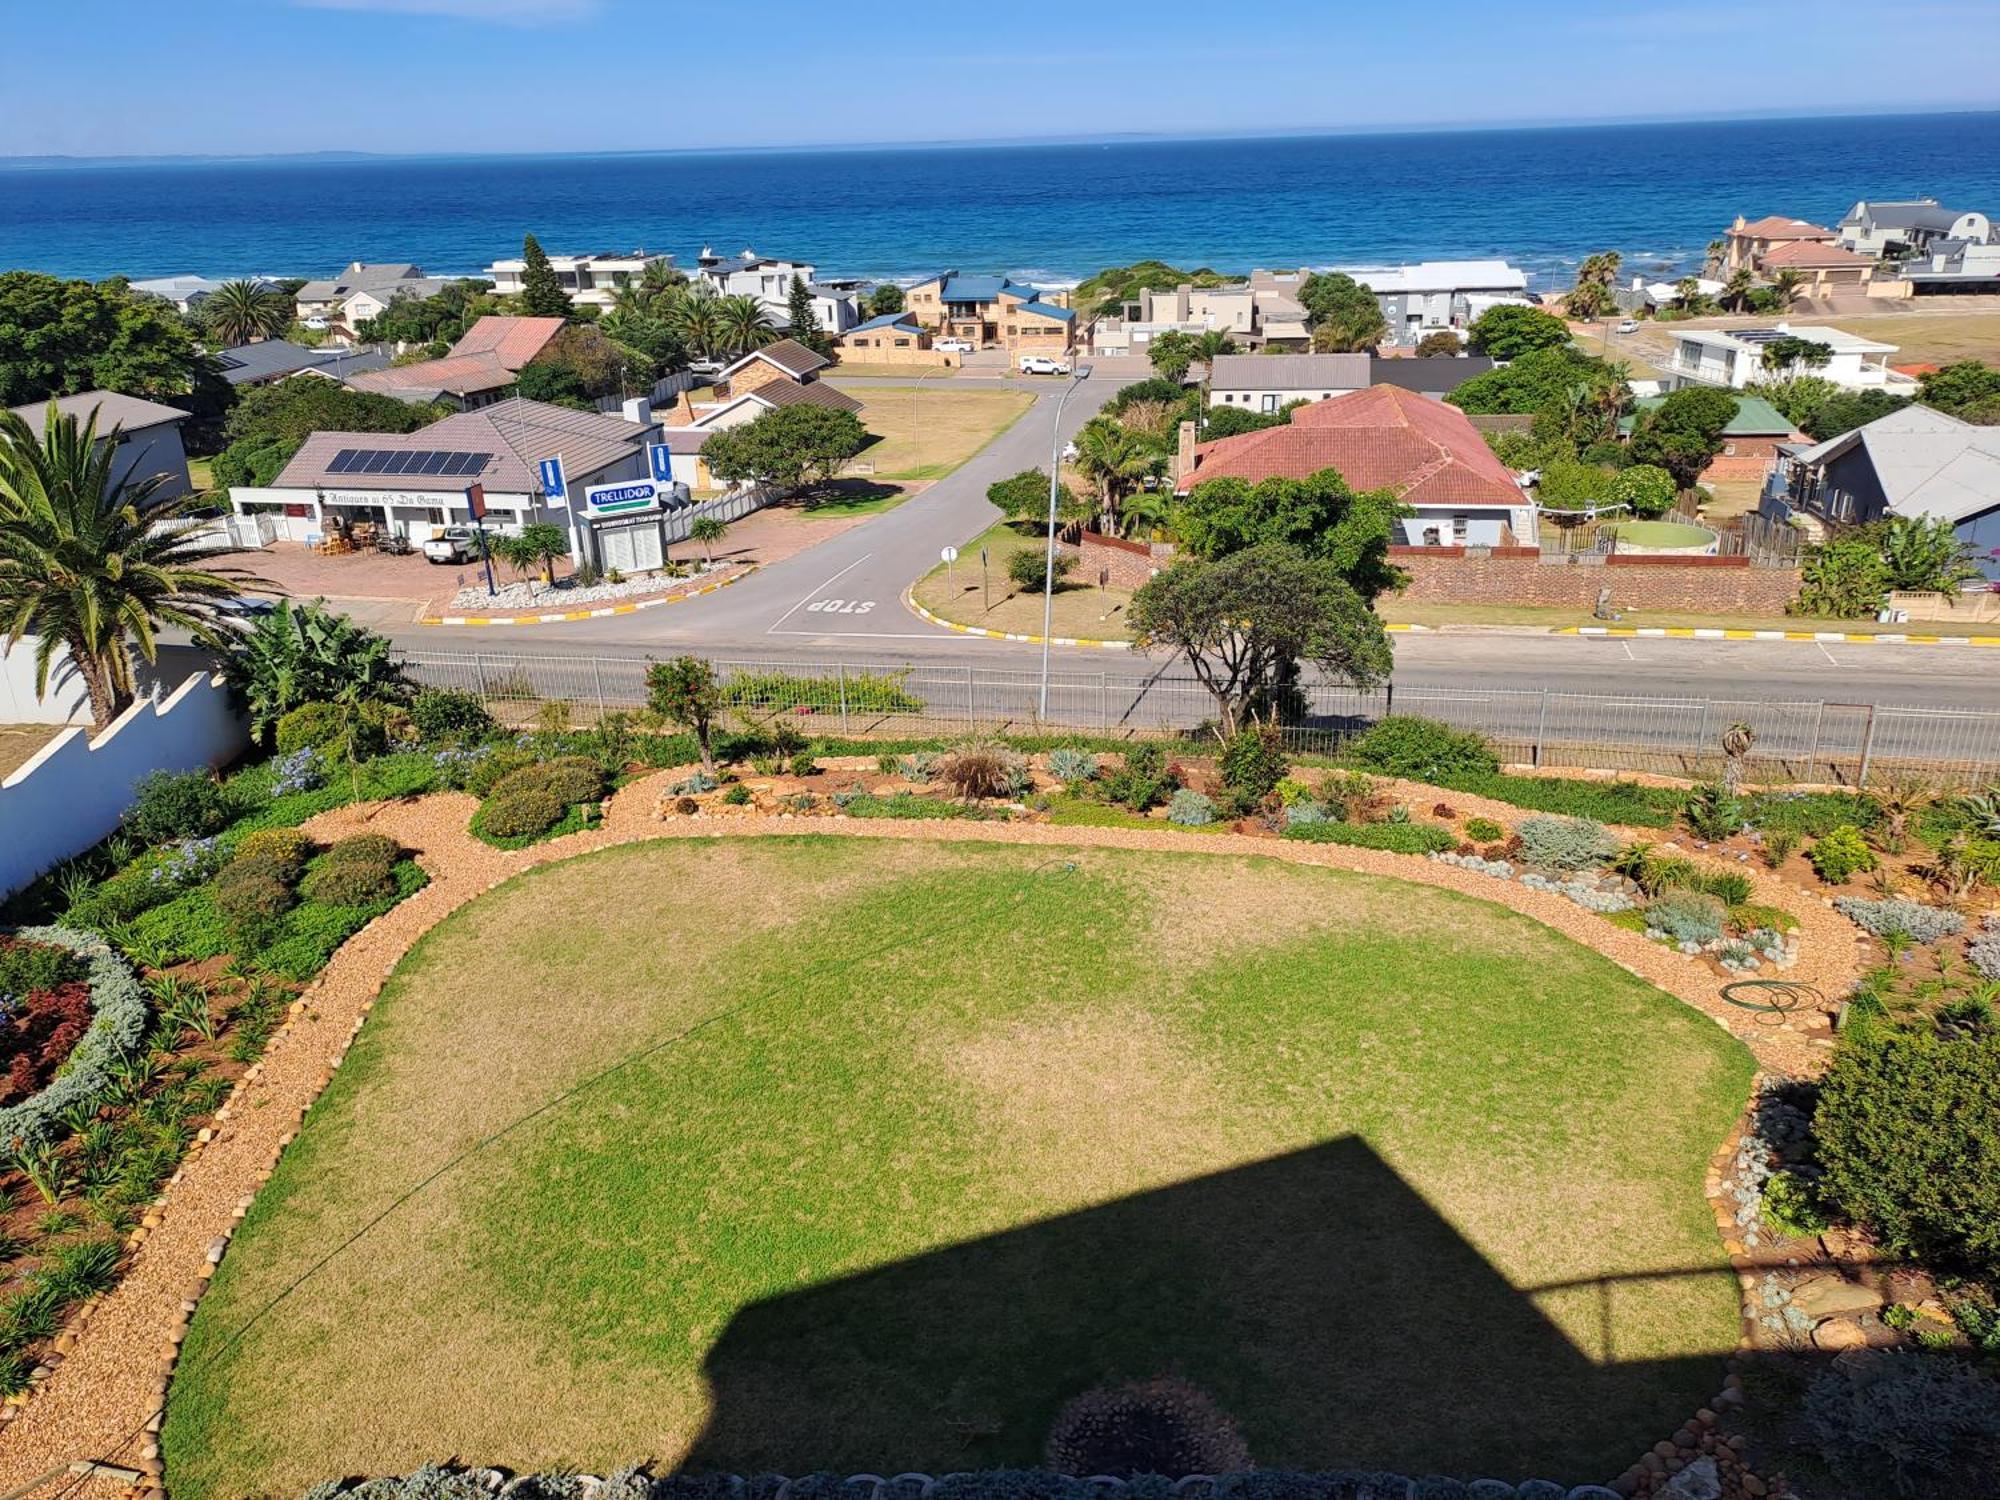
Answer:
[597, 519, 663, 575]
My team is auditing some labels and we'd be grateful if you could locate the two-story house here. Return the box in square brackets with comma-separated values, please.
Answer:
[1719, 216, 1838, 275]
[900, 272, 1074, 355]
[1838, 199, 1995, 260]
[1662, 323, 1913, 393]
[294, 263, 448, 333]
[1334, 261, 1531, 344]
[484, 249, 672, 313]
[694, 248, 859, 334]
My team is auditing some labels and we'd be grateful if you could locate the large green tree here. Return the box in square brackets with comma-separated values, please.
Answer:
[987, 468, 1084, 527]
[1448, 346, 1624, 415]
[1628, 387, 1740, 490]
[516, 234, 573, 319]
[212, 380, 441, 489]
[1069, 416, 1161, 532]
[867, 284, 906, 317]
[700, 403, 867, 495]
[1171, 467, 1406, 598]
[0, 271, 209, 406]
[785, 274, 829, 356]
[354, 278, 497, 346]
[0, 402, 260, 729]
[1128, 543, 1393, 735]
[1918, 360, 2000, 422]
[1299, 273, 1387, 352]
[716, 295, 777, 356]
[1466, 305, 1571, 359]
[1147, 329, 1198, 383]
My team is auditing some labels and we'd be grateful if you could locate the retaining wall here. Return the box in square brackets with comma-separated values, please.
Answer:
[1058, 530, 1175, 590]
[1389, 548, 1800, 614]
[0, 672, 249, 898]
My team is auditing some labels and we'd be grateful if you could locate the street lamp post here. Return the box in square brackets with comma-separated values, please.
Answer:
[1038, 363, 1091, 720]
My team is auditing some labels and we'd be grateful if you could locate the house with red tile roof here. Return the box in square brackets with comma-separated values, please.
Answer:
[344, 315, 567, 409]
[1721, 215, 1838, 276]
[1754, 239, 1876, 295]
[1174, 385, 1535, 547]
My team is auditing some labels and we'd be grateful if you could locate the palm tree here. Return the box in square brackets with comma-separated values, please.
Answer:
[204, 280, 289, 345]
[715, 295, 776, 356]
[1189, 329, 1236, 402]
[0, 402, 263, 731]
[665, 287, 724, 360]
[1720, 270, 1754, 314]
[1771, 269, 1806, 310]
[1070, 418, 1157, 533]
[689, 515, 727, 563]
[1118, 489, 1172, 542]
[1703, 239, 1728, 277]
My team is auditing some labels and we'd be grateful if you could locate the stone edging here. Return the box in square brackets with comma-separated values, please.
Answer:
[0, 783, 1857, 1497]
[420, 565, 755, 627]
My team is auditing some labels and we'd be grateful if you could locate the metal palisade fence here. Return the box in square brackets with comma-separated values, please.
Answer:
[400, 651, 2000, 789]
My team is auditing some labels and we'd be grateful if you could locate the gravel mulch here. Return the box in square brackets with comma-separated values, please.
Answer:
[0, 773, 1860, 1496]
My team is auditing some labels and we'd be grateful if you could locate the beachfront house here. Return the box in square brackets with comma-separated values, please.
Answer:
[1891, 237, 2000, 298]
[1663, 323, 1913, 393]
[1838, 199, 1995, 260]
[695, 248, 859, 334]
[1176, 385, 1535, 547]
[7, 391, 193, 499]
[901, 272, 1075, 355]
[129, 275, 277, 315]
[484, 249, 671, 313]
[1720, 215, 1838, 275]
[293, 263, 448, 333]
[1763, 406, 2000, 581]
[1335, 261, 1530, 344]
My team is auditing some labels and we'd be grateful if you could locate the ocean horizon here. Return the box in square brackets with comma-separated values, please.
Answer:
[5, 111, 1999, 291]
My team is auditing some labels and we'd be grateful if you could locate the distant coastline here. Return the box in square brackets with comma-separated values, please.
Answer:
[5, 111, 1999, 292]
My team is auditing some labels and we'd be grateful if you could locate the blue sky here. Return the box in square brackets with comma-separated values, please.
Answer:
[3, 0, 1996, 158]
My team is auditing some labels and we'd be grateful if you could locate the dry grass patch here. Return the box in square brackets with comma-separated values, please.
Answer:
[849, 385, 1034, 480]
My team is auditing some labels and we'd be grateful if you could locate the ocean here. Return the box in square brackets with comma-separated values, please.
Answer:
[5, 112, 2000, 292]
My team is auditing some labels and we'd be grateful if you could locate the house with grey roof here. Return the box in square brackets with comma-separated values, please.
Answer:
[1838, 199, 1995, 260]
[210, 339, 391, 388]
[1765, 405, 2000, 581]
[129, 275, 279, 314]
[693, 248, 859, 332]
[1206, 354, 1495, 413]
[293, 262, 446, 332]
[7, 391, 191, 498]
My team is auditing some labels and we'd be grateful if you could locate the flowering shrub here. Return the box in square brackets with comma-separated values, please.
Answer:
[430, 744, 492, 791]
[271, 747, 326, 796]
[1834, 897, 1966, 946]
[147, 837, 224, 889]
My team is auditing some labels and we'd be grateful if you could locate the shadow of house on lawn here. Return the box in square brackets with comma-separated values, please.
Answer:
[681, 1137, 1739, 1487]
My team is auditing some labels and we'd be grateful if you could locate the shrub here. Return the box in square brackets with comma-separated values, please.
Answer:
[322, 833, 399, 868]
[0, 938, 85, 1001]
[1167, 789, 1216, 826]
[1761, 1169, 1830, 1239]
[489, 756, 604, 808]
[1810, 825, 1878, 884]
[409, 689, 495, 745]
[1283, 821, 1457, 854]
[789, 752, 819, 778]
[1283, 800, 1330, 827]
[1728, 902, 1797, 935]
[1798, 1352, 2000, 1498]
[1514, 815, 1617, 871]
[233, 829, 314, 883]
[1102, 744, 1172, 812]
[464, 745, 538, 798]
[1680, 782, 1744, 841]
[900, 752, 940, 782]
[1045, 1377, 1250, 1479]
[125, 770, 229, 846]
[1217, 722, 1288, 809]
[1648, 890, 1726, 945]
[1762, 828, 1798, 869]
[1463, 816, 1504, 843]
[717, 668, 923, 715]
[1749, 789, 1880, 838]
[299, 855, 396, 908]
[936, 741, 1029, 800]
[1436, 771, 1681, 828]
[211, 866, 295, 931]
[1008, 548, 1074, 592]
[1698, 870, 1754, 906]
[477, 787, 565, 841]
[274, 701, 348, 756]
[721, 783, 751, 806]
[1347, 717, 1499, 780]
[1971, 916, 2000, 981]
[1834, 897, 1966, 945]
[1816, 1026, 2000, 1274]
[1320, 770, 1386, 823]
[1046, 748, 1098, 784]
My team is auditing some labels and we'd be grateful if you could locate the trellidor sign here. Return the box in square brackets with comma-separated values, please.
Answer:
[582, 479, 660, 517]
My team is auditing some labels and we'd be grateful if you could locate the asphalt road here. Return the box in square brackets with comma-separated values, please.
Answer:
[368, 354, 2000, 717]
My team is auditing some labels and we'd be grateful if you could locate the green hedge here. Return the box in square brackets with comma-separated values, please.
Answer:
[1282, 821, 1457, 854]
[719, 668, 924, 714]
[1435, 772, 1683, 829]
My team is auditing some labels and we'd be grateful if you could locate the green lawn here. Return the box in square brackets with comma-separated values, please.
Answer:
[914, 521, 1140, 640]
[165, 838, 1751, 1496]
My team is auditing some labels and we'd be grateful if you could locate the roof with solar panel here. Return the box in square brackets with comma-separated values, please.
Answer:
[271, 396, 652, 494]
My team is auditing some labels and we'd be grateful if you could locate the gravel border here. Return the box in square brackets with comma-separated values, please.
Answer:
[0, 774, 1858, 1498]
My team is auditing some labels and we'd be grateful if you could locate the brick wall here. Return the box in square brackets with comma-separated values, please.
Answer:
[722, 361, 787, 400]
[1390, 547, 1800, 613]
[1058, 530, 1175, 590]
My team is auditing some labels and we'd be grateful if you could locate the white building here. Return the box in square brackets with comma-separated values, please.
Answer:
[483, 249, 673, 312]
[129, 275, 278, 314]
[694, 248, 859, 333]
[1838, 199, 1995, 259]
[1336, 260, 1531, 344]
[1663, 323, 1916, 393]
[226, 396, 683, 573]
[293, 263, 448, 332]
[1206, 353, 1496, 411]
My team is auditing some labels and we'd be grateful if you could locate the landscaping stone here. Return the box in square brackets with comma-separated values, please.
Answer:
[1790, 1275, 1883, 1320]
[1810, 1317, 1867, 1351]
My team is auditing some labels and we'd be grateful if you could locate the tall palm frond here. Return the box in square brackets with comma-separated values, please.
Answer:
[0, 403, 266, 730]
[715, 295, 777, 356]
[204, 280, 290, 345]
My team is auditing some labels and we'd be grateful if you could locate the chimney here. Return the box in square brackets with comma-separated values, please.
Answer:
[1175, 419, 1197, 487]
[621, 396, 654, 428]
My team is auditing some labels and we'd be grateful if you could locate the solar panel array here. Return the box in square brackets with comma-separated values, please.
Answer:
[323, 448, 492, 478]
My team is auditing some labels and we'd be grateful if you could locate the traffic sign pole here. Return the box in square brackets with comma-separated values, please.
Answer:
[466, 482, 497, 597]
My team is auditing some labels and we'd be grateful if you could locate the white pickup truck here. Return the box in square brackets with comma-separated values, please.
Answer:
[1018, 354, 1072, 375]
[421, 526, 479, 564]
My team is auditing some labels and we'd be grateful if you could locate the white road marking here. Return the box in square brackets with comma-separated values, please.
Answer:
[1816, 642, 1841, 668]
[1622, 641, 1637, 662]
[765, 554, 871, 633]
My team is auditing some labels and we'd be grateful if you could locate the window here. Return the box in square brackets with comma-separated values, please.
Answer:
[1421, 525, 1442, 546]
[1451, 515, 1469, 544]
[893, 338, 910, 348]
[424, 507, 445, 525]
[1261, 394, 1277, 413]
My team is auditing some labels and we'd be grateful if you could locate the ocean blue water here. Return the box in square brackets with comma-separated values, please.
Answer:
[5, 113, 1999, 292]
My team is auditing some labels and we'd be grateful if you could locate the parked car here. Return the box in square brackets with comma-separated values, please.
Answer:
[935, 338, 975, 354]
[1616, 319, 1640, 334]
[1018, 355, 1072, 375]
[215, 595, 278, 620]
[422, 526, 479, 564]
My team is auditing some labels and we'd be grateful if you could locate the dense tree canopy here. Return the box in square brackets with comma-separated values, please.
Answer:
[700, 403, 867, 495]
[1466, 304, 1571, 360]
[1299, 273, 1387, 352]
[211, 380, 442, 490]
[1448, 346, 1622, 415]
[1917, 360, 2000, 423]
[1128, 543, 1393, 735]
[1171, 467, 1406, 598]
[1627, 387, 1740, 490]
[986, 468, 1083, 527]
[513, 324, 652, 407]
[0, 271, 210, 407]
[1147, 329, 1198, 383]
[354, 278, 498, 346]
[516, 234, 572, 319]
[866, 284, 905, 317]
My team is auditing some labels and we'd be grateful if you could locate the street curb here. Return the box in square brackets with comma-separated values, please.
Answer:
[1560, 624, 2000, 646]
[903, 593, 1431, 650]
[418, 566, 754, 627]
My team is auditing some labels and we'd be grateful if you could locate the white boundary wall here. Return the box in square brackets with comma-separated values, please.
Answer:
[0, 642, 92, 725]
[0, 673, 249, 898]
